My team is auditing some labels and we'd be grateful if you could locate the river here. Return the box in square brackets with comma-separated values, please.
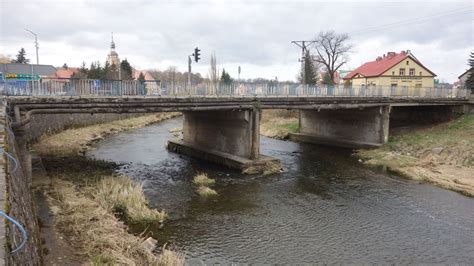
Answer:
[88, 117, 474, 264]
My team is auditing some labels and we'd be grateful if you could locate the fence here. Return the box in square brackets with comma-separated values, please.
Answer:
[0, 78, 470, 99]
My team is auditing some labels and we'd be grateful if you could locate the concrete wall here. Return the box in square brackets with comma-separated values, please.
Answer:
[183, 110, 253, 158]
[1, 110, 42, 265]
[297, 106, 390, 147]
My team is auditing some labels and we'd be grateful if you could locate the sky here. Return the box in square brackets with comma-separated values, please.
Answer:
[0, 0, 472, 82]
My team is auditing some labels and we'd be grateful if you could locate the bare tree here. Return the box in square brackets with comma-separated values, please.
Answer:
[209, 52, 219, 91]
[313, 30, 352, 85]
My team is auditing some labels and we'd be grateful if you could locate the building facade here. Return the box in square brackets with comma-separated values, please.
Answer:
[344, 50, 436, 89]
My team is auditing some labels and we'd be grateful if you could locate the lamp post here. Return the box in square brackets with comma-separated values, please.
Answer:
[25, 29, 39, 64]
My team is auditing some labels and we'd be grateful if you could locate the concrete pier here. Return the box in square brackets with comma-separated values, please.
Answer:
[290, 106, 390, 148]
[167, 109, 280, 173]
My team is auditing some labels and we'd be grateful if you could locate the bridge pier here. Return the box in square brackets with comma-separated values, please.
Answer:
[290, 106, 390, 148]
[167, 109, 280, 174]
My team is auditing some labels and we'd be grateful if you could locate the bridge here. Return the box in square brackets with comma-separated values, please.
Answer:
[2, 79, 472, 175]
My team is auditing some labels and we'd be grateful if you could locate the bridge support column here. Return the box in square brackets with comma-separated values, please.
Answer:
[290, 106, 390, 148]
[167, 109, 280, 174]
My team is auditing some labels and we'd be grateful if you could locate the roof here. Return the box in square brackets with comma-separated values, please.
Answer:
[458, 67, 473, 79]
[53, 68, 79, 79]
[132, 70, 156, 81]
[344, 51, 436, 80]
[0, 63, 57, 76]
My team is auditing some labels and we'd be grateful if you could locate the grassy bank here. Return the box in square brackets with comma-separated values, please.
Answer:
[34, 114, 184, 265]
[357, 114, 474, 197]
[260, 110, 299, 139]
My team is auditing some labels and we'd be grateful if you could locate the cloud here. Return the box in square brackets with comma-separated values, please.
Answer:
[0, 0, 472, 82]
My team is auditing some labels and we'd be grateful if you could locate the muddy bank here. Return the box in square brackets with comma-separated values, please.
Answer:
[357, 114, 474, 197]
[33, 113, 184, 265]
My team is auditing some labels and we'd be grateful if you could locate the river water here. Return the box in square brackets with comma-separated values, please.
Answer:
[88, 117, 474, 264]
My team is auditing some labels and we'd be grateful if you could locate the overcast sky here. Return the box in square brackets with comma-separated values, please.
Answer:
[1, 0, 472, 82]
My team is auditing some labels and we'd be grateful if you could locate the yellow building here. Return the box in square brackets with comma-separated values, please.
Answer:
[344, 50, 436, 90]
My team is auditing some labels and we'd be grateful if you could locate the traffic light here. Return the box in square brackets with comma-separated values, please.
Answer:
[194, 47, 201, 63]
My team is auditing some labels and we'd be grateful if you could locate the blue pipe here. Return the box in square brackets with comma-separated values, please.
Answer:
[0, 211, 28, 254]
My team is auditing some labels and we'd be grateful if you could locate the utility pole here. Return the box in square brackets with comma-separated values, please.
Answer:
[187, 55, 192, 86]
[25, 29, 39, 64]
[291, 40, 316, 85]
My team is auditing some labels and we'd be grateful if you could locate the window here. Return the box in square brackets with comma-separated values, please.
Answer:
[406, 60, 409, 65]
[392, 71, 395, 75]
[415, 84, 422, 88]
[399, 68, 405, 76]
[409, 68, 415, 76]
[419, 72, 422, 76]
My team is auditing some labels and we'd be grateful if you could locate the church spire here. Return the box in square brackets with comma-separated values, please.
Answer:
[110, 32, 115, 50]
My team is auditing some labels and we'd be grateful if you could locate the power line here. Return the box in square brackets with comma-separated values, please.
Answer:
[350, 6, 473, 35]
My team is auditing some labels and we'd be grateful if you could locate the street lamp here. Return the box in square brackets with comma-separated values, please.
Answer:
[25, 29, 39, 64]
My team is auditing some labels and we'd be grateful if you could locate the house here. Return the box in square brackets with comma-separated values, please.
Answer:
[457, 67, 472, 89]
[52, 67, 80, 79]
[344, 50, 436, 89]
[0, 63, 56, 81]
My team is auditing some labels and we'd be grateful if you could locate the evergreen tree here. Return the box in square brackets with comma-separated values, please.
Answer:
[298, 51, 318, 85]
[466, 52, 474, 92]
[220, 68, 232, 84]
[137, 72, 146, 95]
[72, 61, 88, 78]
[13, 48, 29, 64]
[120, 59, 133, 80]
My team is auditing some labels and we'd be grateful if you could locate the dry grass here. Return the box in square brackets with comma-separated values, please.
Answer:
[93, 176, 167, 223]
[356, 114, 474, 196]
[156, 246, 185, 266]
[196, 186, 218, 197]
[260, 110, 299, 139]
[48, 179, 184, 265]
[192, 173, 215, 186]
[48, 179, 158, 265]
[34, 112, 181, 157]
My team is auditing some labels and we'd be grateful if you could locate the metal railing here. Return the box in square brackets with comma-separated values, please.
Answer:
[0, 78, 470, 99]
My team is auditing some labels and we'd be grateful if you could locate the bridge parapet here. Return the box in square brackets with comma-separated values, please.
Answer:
[2, 79, 471, 99]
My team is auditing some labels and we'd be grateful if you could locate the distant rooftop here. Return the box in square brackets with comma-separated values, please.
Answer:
[0, 63, 57, 76]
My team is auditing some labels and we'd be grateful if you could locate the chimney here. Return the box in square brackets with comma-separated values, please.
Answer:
[387, 52, 396, 58]
[376, 56, 382, 61]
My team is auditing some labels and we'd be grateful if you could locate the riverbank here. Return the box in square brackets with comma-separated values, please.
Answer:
[32, 113, 184, 265]
[260, 110, 299, 139]
[357, 114, 474, 197]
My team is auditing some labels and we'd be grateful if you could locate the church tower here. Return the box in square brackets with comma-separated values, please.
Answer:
[107, 32, 120, 67]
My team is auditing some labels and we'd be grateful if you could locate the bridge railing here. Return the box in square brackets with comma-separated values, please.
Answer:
[0, 79, 470, 99]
